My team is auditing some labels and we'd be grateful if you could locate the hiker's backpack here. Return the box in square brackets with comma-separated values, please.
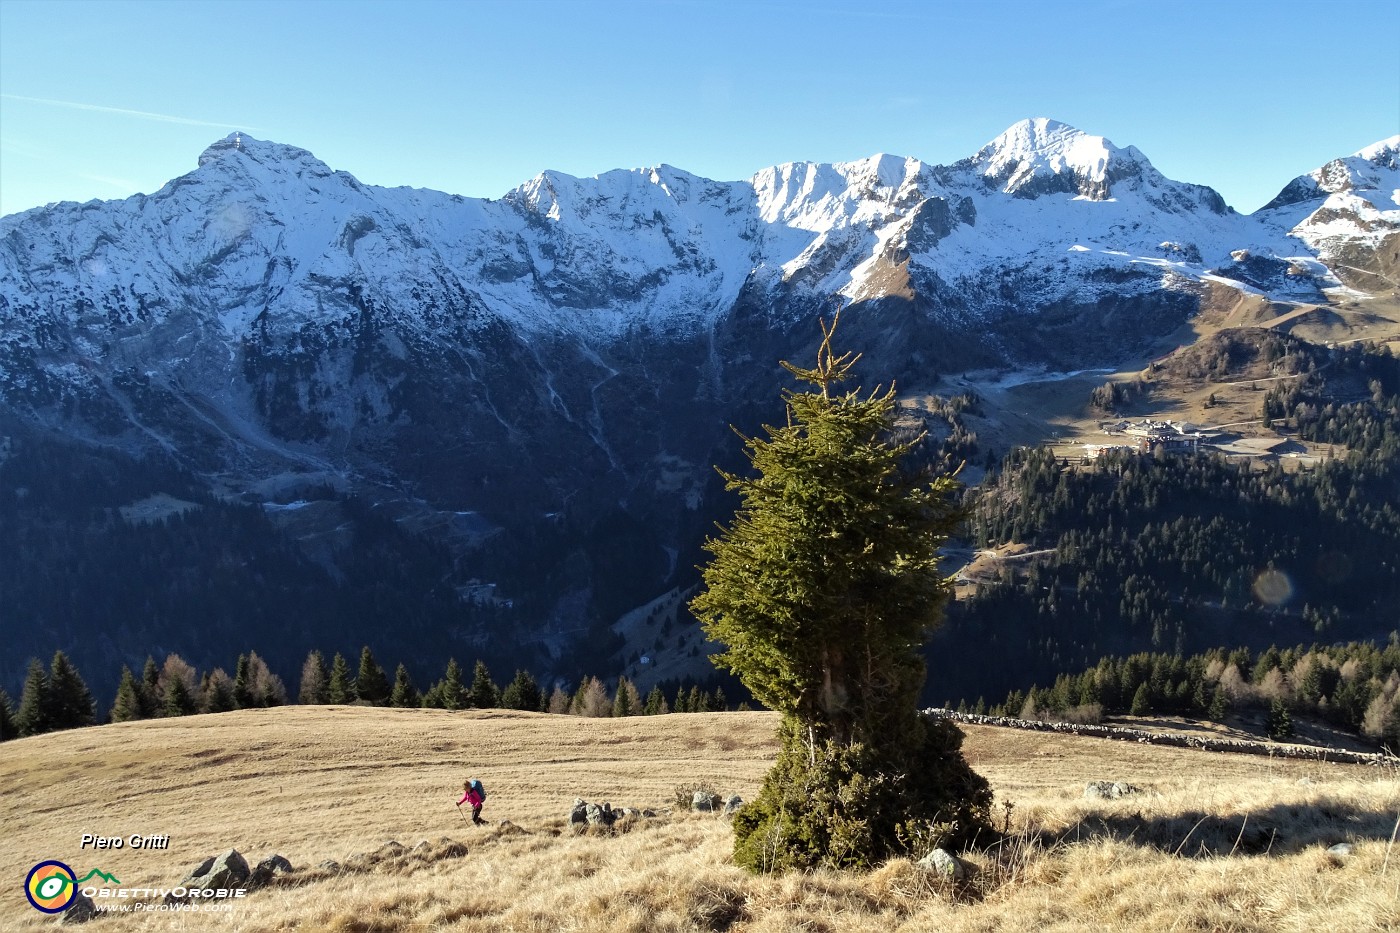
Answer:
[470, 779, 487, 801]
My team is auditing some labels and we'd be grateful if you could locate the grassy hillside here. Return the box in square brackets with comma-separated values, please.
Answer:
[3, 708, 1397, 931]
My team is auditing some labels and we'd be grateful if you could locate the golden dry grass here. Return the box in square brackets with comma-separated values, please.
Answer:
[2, 707, 1396, 931]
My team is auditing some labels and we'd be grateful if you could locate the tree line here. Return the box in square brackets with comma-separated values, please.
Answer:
[966, 637, 1400, 750]
[0, 645, 744, 742]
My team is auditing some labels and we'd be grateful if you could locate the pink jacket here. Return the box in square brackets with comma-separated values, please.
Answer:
[458, 788, 484, 807]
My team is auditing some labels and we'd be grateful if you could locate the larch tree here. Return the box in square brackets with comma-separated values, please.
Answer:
[299, 650, 331, 705]
[689, 313, 992, 872]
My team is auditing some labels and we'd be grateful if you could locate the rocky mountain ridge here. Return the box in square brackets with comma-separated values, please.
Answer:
[1, 118, 1396, 694]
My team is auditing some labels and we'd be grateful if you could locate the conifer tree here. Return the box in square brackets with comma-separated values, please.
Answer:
[643, 685, 668, 715]
[612, 677, 640, 717]
[686, 685, 704, 713]
[468, 660, 499, 709]
[500, 670, 542, 711]
[546, 685, 571, 714]
[245, 652, 287, 706]
[139, 656, 161, 718]
[0, 688, 16, 741]
[202, 669, 237, 713]
[164, 675, 197, 717]
[576, 677, 611, 717]
[390, 664, 421, 708]
[1267, 698, 1294, 740]
[233, 653, 254, 708]
[299, 650, 330, 705]
[436, 659, 468, 710]
[1208, 686, 1229, 721]
[328, 653, 356, 705]
[1130, 682, 1152, 716]
[356, 647, 390, 705]
[47, 651, 96, 730]
[16, 659, 51, 736]
[690, 314, 991, 871]
[110, 666, 144, 723]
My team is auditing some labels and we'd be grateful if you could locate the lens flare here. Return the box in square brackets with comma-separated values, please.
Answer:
[1252, 568, 1294, 606]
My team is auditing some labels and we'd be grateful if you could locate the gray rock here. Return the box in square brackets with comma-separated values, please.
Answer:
[722, 795, 743, 816]
[1327, 842, 1355, 859]
[585, 802, 617, 827]
[60, 891, 97, 924]
[569, 799, 589, 831]
[692, 790, 722, 812]
[1084, 781, 1142, 800]
[641, 808, 658, 818]
[169, 848, 249, 902]
[248, 854, 293, 889]
[317, 860, 342, 872]
[917, 847, 966, 881]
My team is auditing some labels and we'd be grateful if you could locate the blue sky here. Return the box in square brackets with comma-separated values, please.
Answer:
[2, 0, 1397, 218]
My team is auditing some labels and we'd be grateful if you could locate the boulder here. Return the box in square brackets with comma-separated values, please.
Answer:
[692, 790, 722, 812]
[1084, 781, 1142, 800]
[917, 847, 967, 882]
[60, 891, 97, 924]
[569, 799, 590, 832]
[317, 859, 342, 872]
[722, 795, 743, 816]
[641, 808, 658, 818]
[586, 802, 617, 828]
[168, 848, 249, 902]
[1327, 842, 1355, 860]
[247, 854, 293, 889]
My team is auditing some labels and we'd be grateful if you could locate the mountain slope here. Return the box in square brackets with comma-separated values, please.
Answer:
[1, 120, 1396, 697]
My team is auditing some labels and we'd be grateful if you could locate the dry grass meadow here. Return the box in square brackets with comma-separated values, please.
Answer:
[2, 707, 1397, 932]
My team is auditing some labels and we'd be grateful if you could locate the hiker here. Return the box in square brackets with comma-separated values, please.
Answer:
[457, 777, 486, 825]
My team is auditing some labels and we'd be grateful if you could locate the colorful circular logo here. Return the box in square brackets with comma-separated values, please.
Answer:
[25, 860, 77, 913]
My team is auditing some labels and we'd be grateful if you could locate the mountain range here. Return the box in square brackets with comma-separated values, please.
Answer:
[2, 118, 1397, 699]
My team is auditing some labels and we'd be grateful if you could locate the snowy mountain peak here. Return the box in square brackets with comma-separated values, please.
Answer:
[970, 117, 1155, 201]
[1259, 135, 1400, 215]
[1354, 135, 1400, 169]
[196, 133, 328, 173]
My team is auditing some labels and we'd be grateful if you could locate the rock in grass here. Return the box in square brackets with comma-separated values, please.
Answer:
[917, 847, 967, 881]
[1084, 781, 1142, 800]
[723, 795, 744, 816]
[569, 798, 589, 832]
[1327, 842, 1355, 860]
[168, 848, 249, 902]
[692, 790, 722, 812]
[60, 891, 97, 924]
[586, 802, 617, 827]
[248, 854, 293, 889]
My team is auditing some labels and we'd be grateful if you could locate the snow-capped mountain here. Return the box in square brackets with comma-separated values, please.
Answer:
[1, 119, 1395, 689]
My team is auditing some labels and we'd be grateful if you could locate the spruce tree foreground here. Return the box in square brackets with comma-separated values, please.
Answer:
[690, 316, 993, 872]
